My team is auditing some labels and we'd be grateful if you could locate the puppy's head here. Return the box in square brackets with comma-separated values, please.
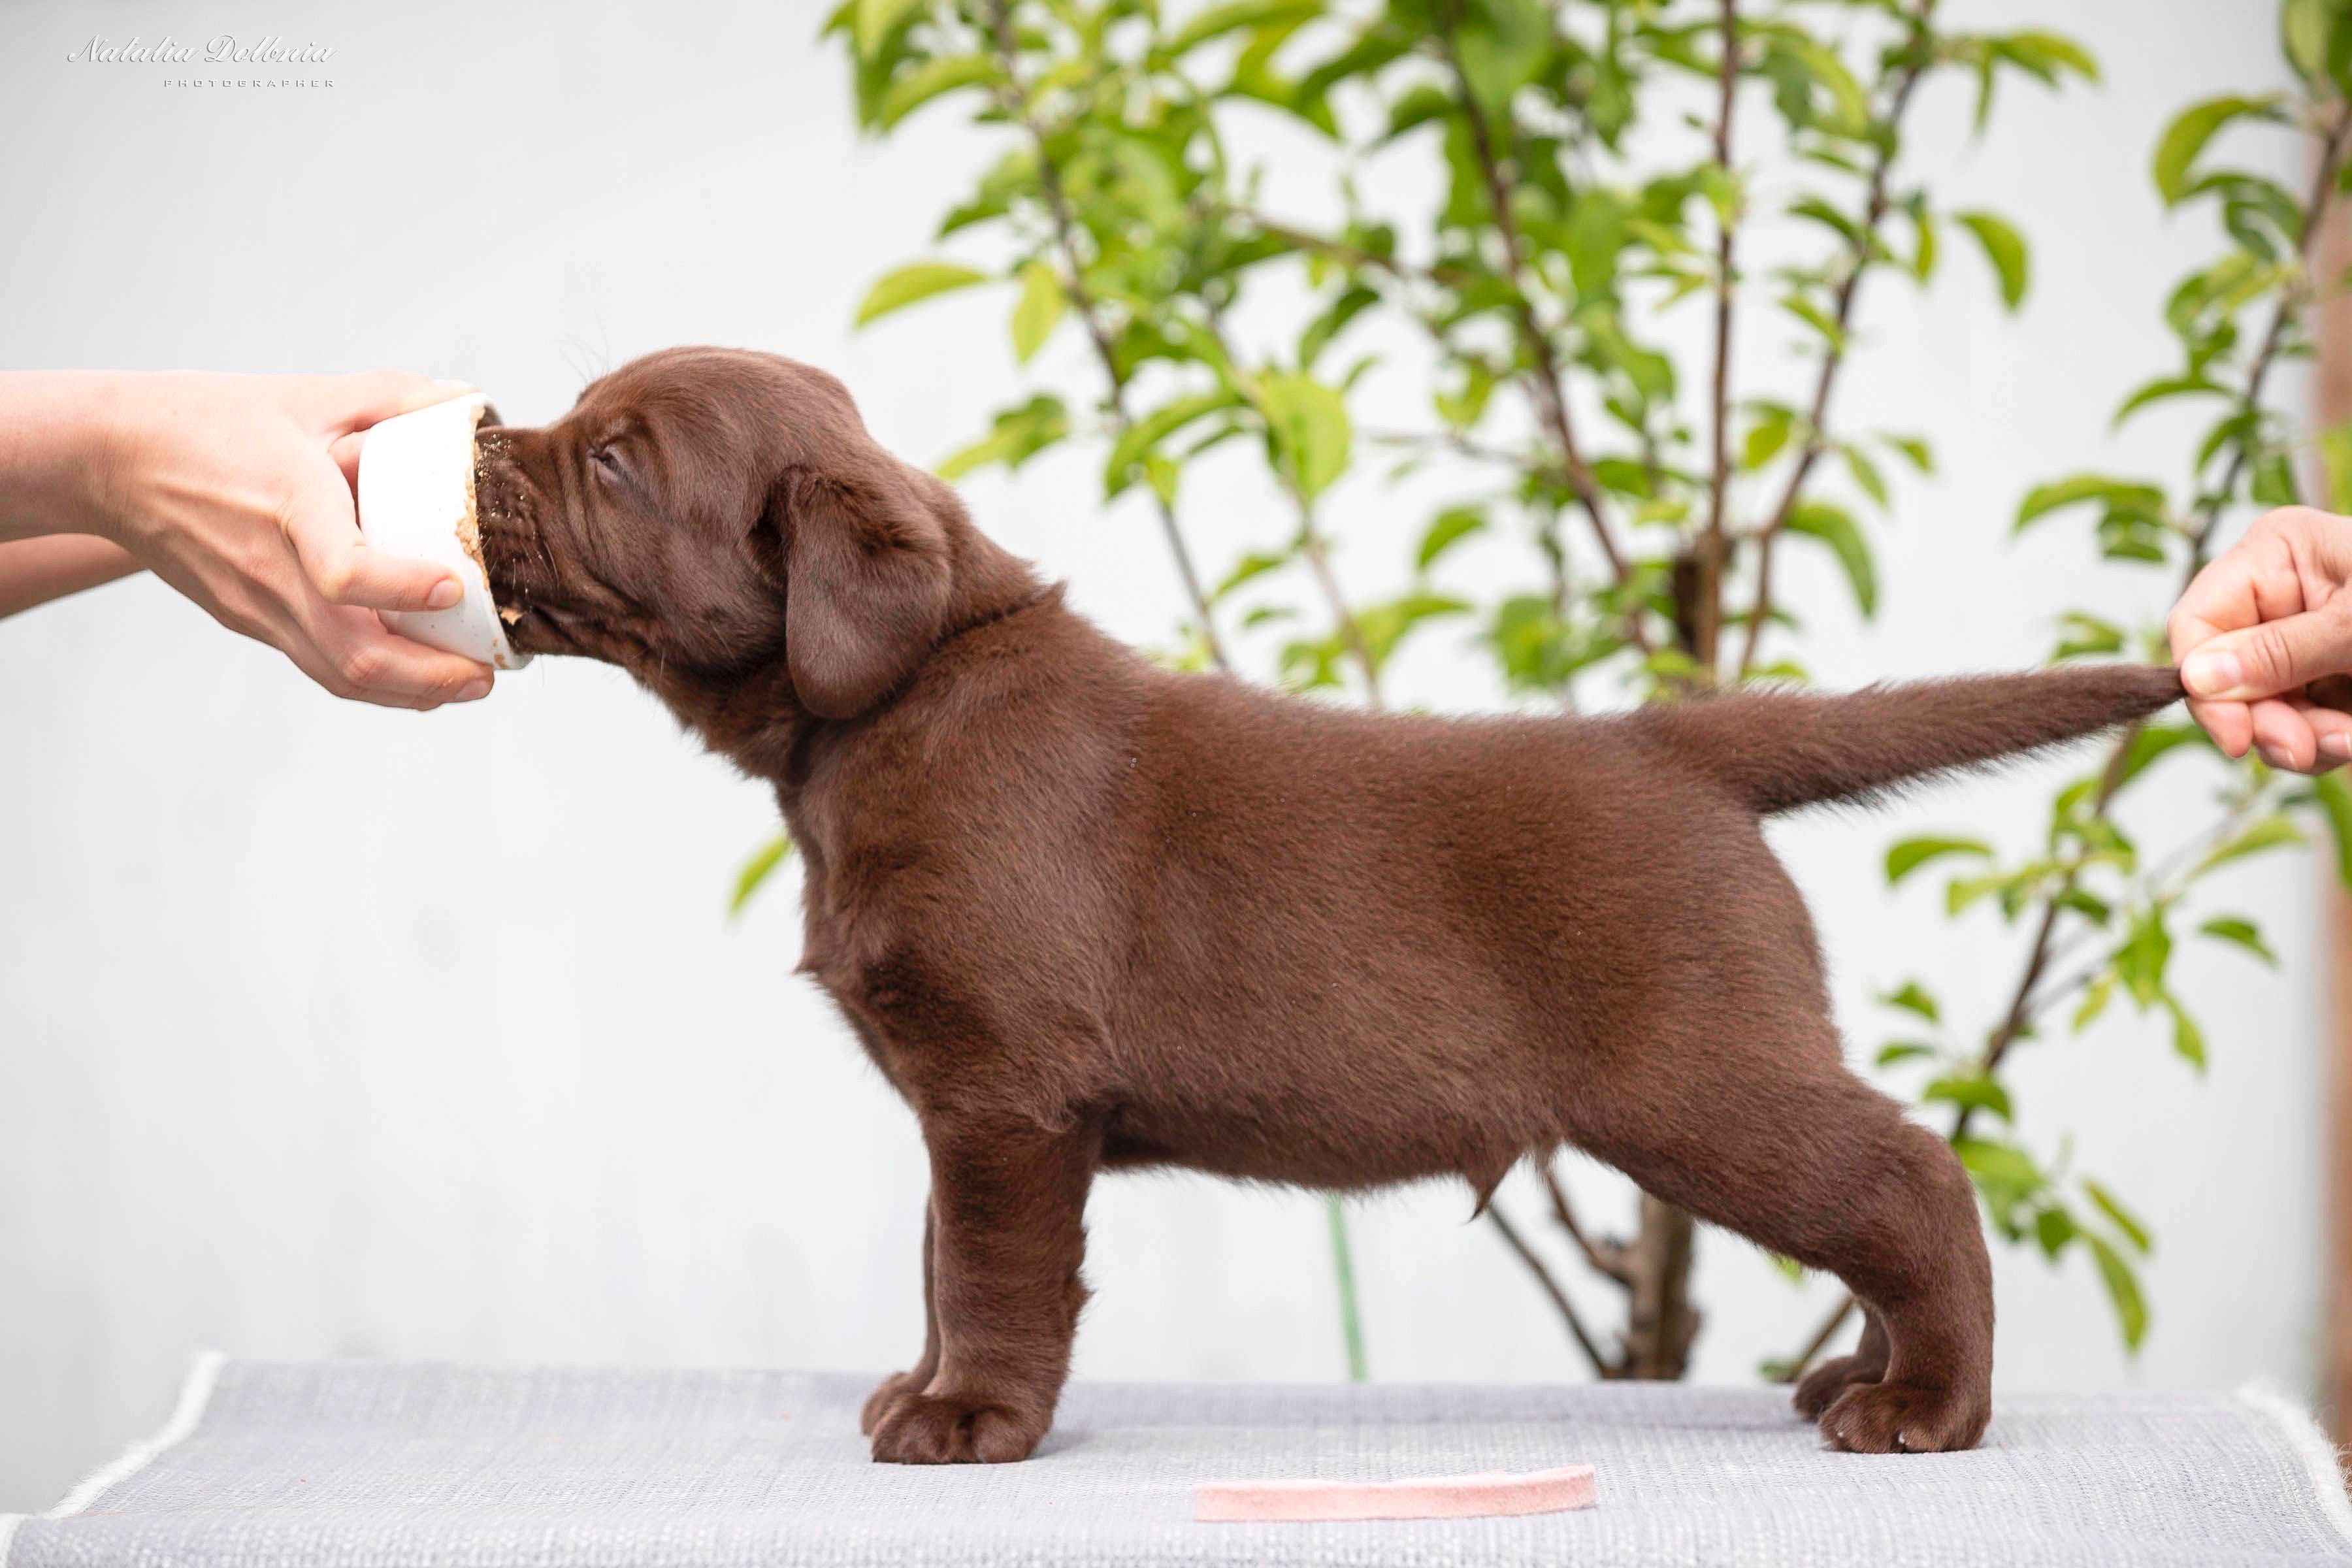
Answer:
[476, 346, 956, 719]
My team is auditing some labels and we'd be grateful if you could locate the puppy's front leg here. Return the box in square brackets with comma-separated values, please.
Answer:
[866, 1118, 1094, 1464]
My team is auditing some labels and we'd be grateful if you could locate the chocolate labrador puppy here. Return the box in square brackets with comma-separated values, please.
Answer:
[473, 346, 2181, 1463]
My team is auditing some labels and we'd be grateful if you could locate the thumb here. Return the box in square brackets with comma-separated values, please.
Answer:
[283, 451, 463, 614]
[2181, 600, 2352, 700]
[296, 368, 477, 438]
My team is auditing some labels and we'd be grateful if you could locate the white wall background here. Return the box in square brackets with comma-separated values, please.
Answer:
[0, 0, 2325, 1512]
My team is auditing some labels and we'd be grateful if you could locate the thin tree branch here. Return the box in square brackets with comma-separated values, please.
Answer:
[2188, 101, 2352, 563]
[1366, 427, 1560, 474]
[1775, 1296, 1858, 1382]
[984, 0, 1231, 672]
[1218, 206, 1470, 289]
[1539, 1160, 1633, 1284]
[1736, 0, 1936, 679]
[1486, 1205, 1616, 1379]
[1433, 0, 1652, 657]
[1698, 0, 1741, 673]
[1301, 529, 1385, 707]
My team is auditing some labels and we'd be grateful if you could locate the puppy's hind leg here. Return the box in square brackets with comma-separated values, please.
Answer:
[1790, 1305, 1888, 1420]
[1568, 1046, 1993, 1454]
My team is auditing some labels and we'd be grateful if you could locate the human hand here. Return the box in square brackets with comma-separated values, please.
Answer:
[2168, 505, 2352, 773]
[56, 370, 496, 709]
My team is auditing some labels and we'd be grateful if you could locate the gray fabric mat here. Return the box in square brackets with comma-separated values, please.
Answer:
[6, 1358, 2350, 1566]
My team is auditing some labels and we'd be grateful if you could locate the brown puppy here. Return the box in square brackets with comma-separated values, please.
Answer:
[474, 346, 2181, 1463]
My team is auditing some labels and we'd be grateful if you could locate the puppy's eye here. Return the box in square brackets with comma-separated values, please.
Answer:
[589, 444, 625, 480]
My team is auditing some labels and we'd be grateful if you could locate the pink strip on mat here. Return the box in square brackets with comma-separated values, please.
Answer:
[1195, 1463, 1597, 1522]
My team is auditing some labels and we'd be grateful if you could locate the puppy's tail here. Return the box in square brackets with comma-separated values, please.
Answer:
[1630, 665, 2184, 815]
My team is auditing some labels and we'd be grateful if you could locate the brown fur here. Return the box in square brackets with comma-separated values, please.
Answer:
[474, 347, 2184, 1463]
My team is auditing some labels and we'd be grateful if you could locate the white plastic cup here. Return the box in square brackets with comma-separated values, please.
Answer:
[356, 392, 530, 670]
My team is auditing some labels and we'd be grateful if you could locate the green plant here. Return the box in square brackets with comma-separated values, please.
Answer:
[1775, 0, 2352, 1379]
[734, 0, 2352, 1382]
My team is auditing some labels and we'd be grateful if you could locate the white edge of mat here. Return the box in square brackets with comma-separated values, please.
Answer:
[0, 1350, 225, 1563]
[2238, 1379, 2352, 1550]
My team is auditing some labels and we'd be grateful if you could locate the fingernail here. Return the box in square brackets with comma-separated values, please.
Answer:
[426, 579, 463, 610]
[455, 678, 491, 702]
[2182, 649, 2242, 696]
[2325, 734, 2352, 761]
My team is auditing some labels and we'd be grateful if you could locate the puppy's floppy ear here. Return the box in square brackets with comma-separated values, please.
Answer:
[773, 466, 953, 719]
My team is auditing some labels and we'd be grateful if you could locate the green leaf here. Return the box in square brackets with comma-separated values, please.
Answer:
[936, 395, 1068, 482]
[2082, 1178, 2153, 1254]
[2164, 992, 2207, 1070]
[1784, 498, 1876, 617]
[1009, 261, 1067, 363]
[2015, 474, 2167, 531]
[1214, 549, 1292, 602]
[1742, 408, 1795, 470]
[2198, 915, 2278, 966]
[2319, 423, 2352, 514]
[1779, 292, 1848, 351]
[730, 834, 795, 916]
[2115, 722, 2208, 790]
[1997, 30, 2099, 86]
[2284, 0, 2333, 82]
[1383, 81, 1452, 140]
[1953, 210, 2029, 310]
[875, 54, 1002, 128]
[1887, 836, 1993, 885]
[1876, 1041, 1938, 1066]
[2311, 773, 2352, 887]
[1252, 371, 1353, 502]
[2153, 94, 2287, 206]
[1881, 981, 1941, 1024]
[2056, 888, 2113, 925]
[855, 260, 990, 326]
[2114, 907, 2172, 1009]
[1105, 391, 1241, 497]
[2052, 611, 2124, 663]
[2072, 973, 2115, 1032]
[1301, 285, 1380, 370]
[1955, 1137, 2046, 1218]
[1844, 444, 1891, 509]
[1883, 434, 1935, 474]
[2193, 813, 2306, 877]
[1348, 591, 1471, 673]
[2083, 1232, 2148, 1350]
[852, 0, 924, 57]
[2112, 374, 2229, 429]
[1417, 506, 1486, 572]
[1166, 0, 1321, 56]
[2251, 450, 2300, 508]
[2034, 1203, 2078, 1259]
[1924, 1074, 2014, 1122]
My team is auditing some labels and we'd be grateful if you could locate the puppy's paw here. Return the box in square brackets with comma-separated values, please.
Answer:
[870, 1392, 1044, 1464]
[1820, 1379, 1989, 1454]
[860, 1370, 929, 1437]
[1791, 1352, 1880, 1421]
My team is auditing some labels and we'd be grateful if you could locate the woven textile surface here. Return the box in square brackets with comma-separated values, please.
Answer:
[5, 1358, 2349, 1566]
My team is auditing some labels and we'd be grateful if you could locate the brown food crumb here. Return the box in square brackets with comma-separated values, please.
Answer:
[455, 402, 490, 582]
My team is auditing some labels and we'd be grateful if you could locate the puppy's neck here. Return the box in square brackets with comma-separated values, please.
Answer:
[651, 519, 1043, 783]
